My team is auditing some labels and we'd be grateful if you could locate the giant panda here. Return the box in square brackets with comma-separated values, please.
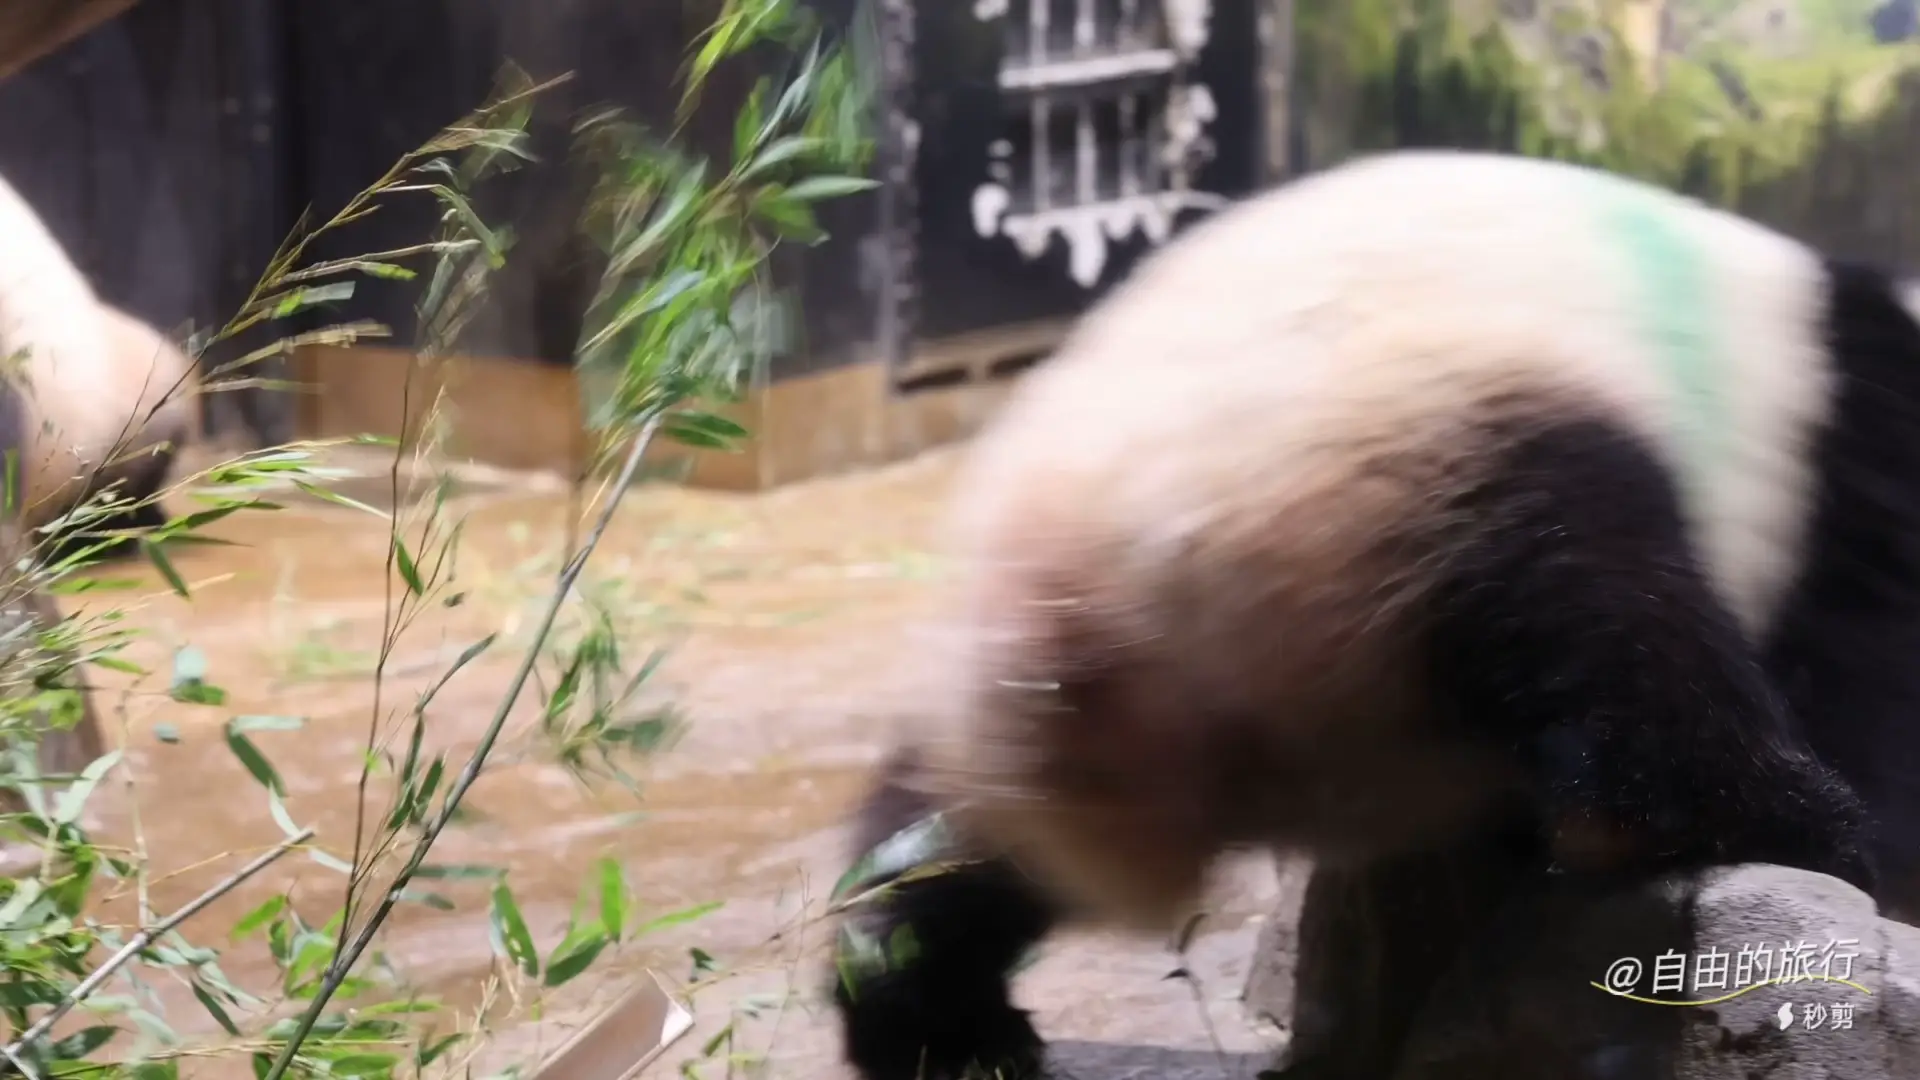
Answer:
[0, 171, 196, 562]
[0, 173, 197, 800]
[826, 147, 1920, 1080]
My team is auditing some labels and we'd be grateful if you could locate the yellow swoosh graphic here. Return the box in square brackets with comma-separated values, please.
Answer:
[1591, 974, 1873, 1005]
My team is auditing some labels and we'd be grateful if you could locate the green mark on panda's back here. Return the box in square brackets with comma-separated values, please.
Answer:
[1588, 178, 1725, 473]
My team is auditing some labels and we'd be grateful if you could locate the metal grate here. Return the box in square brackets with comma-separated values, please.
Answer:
[970, 0, 1226, 287]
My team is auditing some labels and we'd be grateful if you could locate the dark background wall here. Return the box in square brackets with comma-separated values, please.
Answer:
[0, 0, 279, 357]
[0, 0, 1271, 443]
[903, 0, 1265, 344]
[0, 0, 886, 443]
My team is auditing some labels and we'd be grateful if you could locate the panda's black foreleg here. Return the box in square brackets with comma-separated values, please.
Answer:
[830, 748, 1059, 1080]
[1430, 415, 1877, 895]
[43, 497, 170, 566]
[42, 446, 179, 567]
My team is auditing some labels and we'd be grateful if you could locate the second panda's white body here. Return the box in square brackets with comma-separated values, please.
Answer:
[0, 172, 193, 539]
[0, 170, 114, 522]
[831, 149, 1920, 1080]
[90, 302, 197, 505]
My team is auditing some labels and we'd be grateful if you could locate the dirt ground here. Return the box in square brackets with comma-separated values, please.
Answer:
[51, 441, 1291, 1080]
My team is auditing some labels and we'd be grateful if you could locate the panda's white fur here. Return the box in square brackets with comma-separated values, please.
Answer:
[0, 172, 193, 535]
[830, 149, 1920, 1080]
[0, 175, 173, 837]
[88, 302, 197, 506]
[0, 172, 113, 521]
[952, 150, 1832, 655]
[915, 149, 1853, 925]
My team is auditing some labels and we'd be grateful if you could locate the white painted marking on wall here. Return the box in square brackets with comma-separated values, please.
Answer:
[968, 0, 1224, 288]
[998, 48, 1179, 90]
[972, 183, 1012, 239]
[1164, 0, 1213, 57]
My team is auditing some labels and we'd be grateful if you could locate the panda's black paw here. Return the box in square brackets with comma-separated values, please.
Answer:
[835, 973, 1046, 1080]
[1757, 766, 1880, 897]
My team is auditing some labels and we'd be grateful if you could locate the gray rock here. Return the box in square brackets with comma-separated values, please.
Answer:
[1880, 918, 1920, 1066]
[1241, 858, 1311, 1037]
[1246, 829, 1544, 1079]
[1672, 865, 1888, 1079]
[1245, 861, 1920, 1079]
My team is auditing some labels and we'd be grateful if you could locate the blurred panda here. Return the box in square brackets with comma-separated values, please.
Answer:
[829, 148, 1920, 1080]
[0, 173, 195, 561]
[0, 171, 198, 802]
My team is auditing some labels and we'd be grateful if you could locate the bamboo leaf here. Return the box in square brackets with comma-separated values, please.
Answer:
[143, 537, 190, 598]
[543, 930, 608, 987]
[52, 749, 121, 825]
[741, 135, 828, 180]
[634, 900, 723, 937]
[293, 481, 389, 519]
[231, 895, 288, 940]
[598, 857, 626, 941]
[170, 645, 227, 706]
[781, 175, 878, 202]
[190, 982, 242, 1038]
[47, 1023, 119, 1061]
[394, 536, 425, 596]
[415, 864, 504, 881]
[489, 882, 540, 977]
[224, 727, 285, 796]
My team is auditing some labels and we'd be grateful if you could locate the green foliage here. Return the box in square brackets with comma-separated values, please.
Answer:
[1292, 0, 1920, 239]
[0, 0, 877, 1077]
[572, 0, 876, 459]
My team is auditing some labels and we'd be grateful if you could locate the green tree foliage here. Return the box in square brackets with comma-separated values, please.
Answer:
[1291, 0, 1920, 262]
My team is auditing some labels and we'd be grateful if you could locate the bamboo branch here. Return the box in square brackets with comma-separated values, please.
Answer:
[259, 418, 663, 1080]
[1, 827, 317, 1075]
